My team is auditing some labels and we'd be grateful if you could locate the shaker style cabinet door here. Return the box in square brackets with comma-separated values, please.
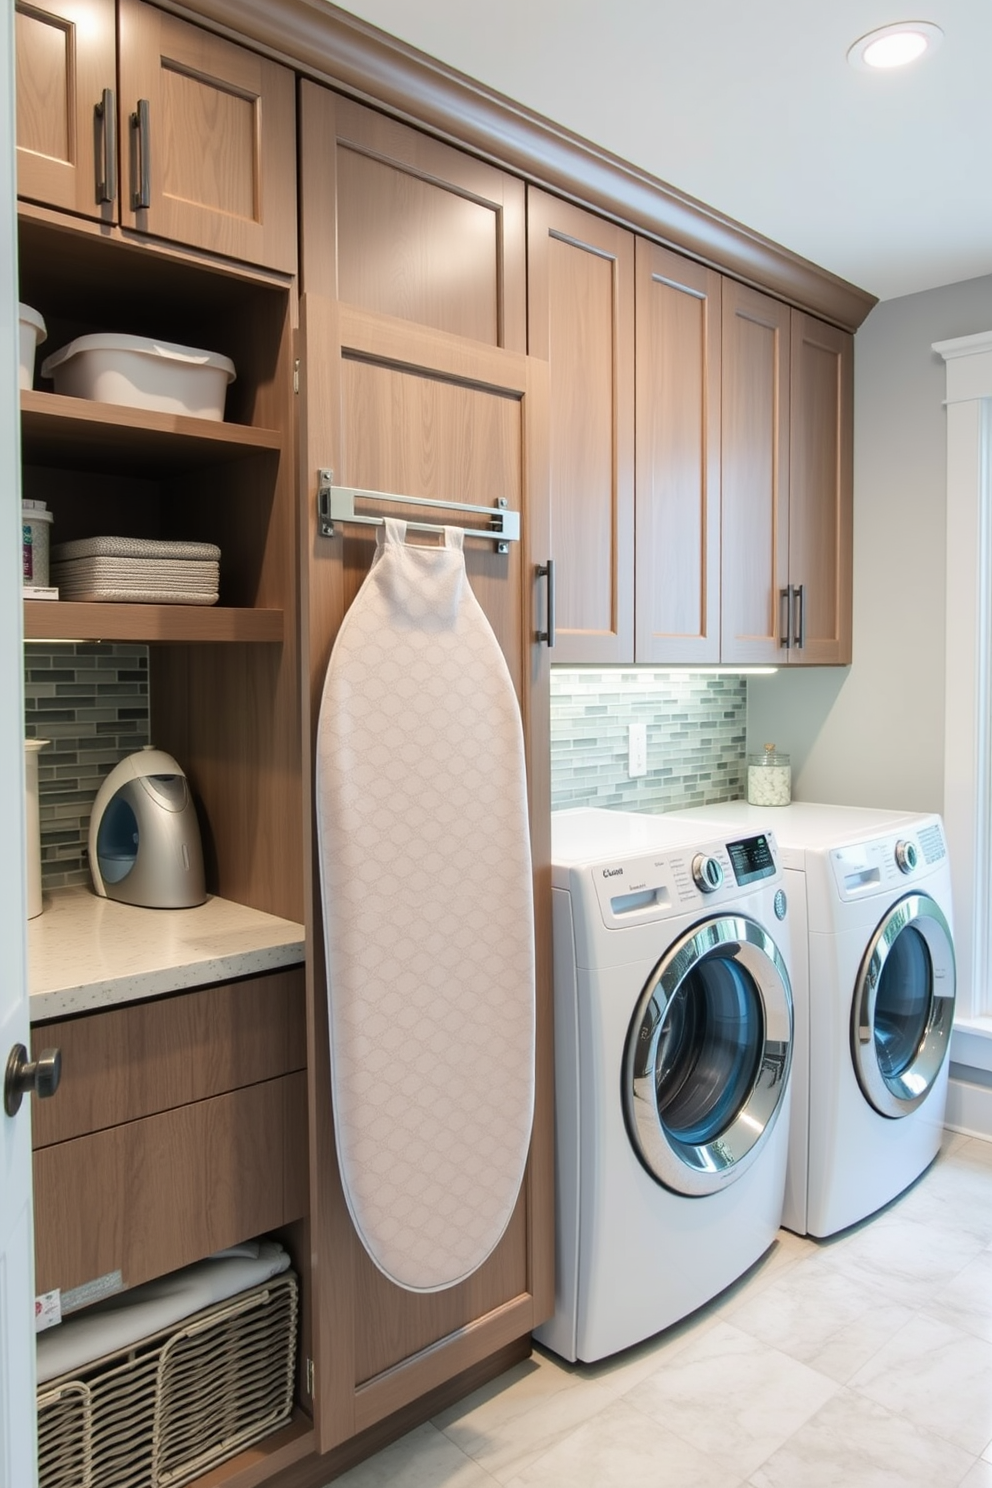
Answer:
[788, 312, 853, 665]
[720, 280, 791, 665]
[15, 0, 117, 222]
[527, 189, 634, 663]
[635, 239, 722, 664]
[117, 0, 297, 272]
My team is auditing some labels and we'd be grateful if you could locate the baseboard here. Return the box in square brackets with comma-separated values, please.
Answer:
[945, 1067, 992, 1140]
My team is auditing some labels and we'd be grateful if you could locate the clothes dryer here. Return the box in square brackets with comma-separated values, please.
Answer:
[535, 808, 794, 1363]
[668, 802, 956, 1237]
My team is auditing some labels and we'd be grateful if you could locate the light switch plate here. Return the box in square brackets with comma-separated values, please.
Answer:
[628, 721, 647, 778]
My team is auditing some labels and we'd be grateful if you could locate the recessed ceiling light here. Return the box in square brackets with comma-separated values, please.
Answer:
[847, 20, 944, 71]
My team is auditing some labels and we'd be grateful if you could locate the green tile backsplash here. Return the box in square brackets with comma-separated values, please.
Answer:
[551, 669, 746, 815]
[24, 643, 150, 889]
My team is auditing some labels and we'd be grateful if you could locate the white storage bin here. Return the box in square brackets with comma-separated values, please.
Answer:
[40, 333, 236, 421]
[19, 303, 47, 390]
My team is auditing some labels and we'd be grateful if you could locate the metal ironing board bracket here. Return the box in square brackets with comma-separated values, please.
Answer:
[317, 470, 519, 553]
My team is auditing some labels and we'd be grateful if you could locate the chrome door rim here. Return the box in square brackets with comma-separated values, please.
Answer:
[623, 915, 794, 1197]
[851, 892, 956, 1118]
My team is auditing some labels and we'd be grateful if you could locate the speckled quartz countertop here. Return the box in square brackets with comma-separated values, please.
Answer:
[29, 886, 306, 1022]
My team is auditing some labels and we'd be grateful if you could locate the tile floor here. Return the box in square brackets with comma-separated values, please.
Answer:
[329, 1130, 992, 1488]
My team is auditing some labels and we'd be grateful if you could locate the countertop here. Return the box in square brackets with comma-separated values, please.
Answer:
[29, 886, 306, 1021]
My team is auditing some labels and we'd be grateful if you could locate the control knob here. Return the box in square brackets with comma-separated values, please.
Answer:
[895, 839, 919, 875]
[691, 854, 724, 894]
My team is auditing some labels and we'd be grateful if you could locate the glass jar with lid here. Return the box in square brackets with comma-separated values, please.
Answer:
[747, 744, 791, 807]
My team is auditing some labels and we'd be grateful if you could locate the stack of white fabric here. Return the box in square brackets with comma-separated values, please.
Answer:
[51, 535, 220, 604]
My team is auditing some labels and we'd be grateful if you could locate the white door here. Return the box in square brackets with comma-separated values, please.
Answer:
[0, 3, 39, 1483]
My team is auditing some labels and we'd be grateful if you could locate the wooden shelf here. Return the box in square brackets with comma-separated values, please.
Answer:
[24, 600, 283, 643]
[21, 390, 282, 473]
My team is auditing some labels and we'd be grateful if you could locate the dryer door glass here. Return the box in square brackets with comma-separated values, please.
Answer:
[624, 915, 794, 1197]
[852, 893, 956, 1118]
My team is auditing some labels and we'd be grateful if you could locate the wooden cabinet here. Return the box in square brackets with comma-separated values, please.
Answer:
[538, 228, 852, 668]
[15, 0, 297, 273]
[527, 189, 634, 663]
[30, 972, 308, 1296]
[15, 0, 117, 223]
[298, 82, 553, 1456]
[635, 239, 722, 664]
[721, 282, 853, 666]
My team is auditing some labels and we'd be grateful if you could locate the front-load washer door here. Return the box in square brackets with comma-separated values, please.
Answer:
[623, 915, 794, 1197]
[851, 893, 956, 1118]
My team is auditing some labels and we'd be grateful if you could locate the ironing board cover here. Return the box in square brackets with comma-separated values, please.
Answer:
[315, 519, 536, 1292]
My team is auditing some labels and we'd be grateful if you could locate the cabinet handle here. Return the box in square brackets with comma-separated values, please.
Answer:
[130, 98, 151, 211]
[779, 586, 793, 648]
[95, 88, 116, 206]
[793, 583, 806, 650]
[4, 1044, 61, 1118]
[536, 560, 556, 648]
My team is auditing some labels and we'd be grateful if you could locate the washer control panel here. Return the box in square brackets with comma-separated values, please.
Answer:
[829, 821, 945, 900]
[590, 833, 780, 927]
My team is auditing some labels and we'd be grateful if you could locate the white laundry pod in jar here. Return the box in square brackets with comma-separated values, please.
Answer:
[747, 744, 792, 807]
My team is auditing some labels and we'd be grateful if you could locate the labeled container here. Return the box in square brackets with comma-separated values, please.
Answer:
[25, 739, 48, 919]
[23, 499, 53, 587]
[40, 333, 236, 422]
[19, 302, 47, 389]
[747, 743, 791, 807]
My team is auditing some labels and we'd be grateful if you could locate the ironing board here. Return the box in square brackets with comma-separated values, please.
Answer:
[315, 520, 535, 1292]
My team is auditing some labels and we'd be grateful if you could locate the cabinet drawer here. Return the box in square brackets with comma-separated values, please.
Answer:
[30, 968, 306, 1148]
[33, 1070, 308, 1296]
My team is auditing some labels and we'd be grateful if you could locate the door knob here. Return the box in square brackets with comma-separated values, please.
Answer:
[4, 1043, 61, 1118]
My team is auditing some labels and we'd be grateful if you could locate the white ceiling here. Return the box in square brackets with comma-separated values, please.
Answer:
[330, 0, 992, 303]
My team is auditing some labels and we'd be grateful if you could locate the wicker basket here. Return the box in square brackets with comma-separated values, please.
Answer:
[37, 1272, 298, 1488]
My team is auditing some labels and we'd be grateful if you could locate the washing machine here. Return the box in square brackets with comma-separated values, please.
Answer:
[535, 807, 795, 1363]
[668, 802, 956, 1237]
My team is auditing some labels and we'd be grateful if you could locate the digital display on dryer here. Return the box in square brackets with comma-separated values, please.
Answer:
[727, 835, 776, 885]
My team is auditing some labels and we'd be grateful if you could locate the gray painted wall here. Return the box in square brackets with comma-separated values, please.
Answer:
[748, 271, 992, 813]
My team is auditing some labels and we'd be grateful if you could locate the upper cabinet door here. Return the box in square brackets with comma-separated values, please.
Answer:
[789, 312, 853, 665]
[117, 0, 297, 273]
[721, 281, 791, 666]
[15, 0, 117, 222]
[635, 240, 721, 664]
[527, 190, 634, 664]
[300, 82, 526, 351]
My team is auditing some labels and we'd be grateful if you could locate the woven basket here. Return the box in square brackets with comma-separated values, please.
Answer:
[37, 1272, 298, 1488]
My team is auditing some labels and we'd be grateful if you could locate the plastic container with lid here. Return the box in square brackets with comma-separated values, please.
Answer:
[22, 499, 53, 587]
[19, 302, 46, 390]
[40, 333, 236, 421]
[746, 743, 792, 807]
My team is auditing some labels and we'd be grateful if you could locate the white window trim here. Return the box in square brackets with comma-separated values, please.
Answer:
[936, 330, 992, 1062]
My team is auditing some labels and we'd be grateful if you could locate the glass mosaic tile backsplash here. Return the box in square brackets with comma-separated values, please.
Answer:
[551, 669, 747, 815]
[24, 643, 150, 889]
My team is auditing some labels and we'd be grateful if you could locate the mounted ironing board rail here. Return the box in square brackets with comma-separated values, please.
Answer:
[317, 470, 519, 553]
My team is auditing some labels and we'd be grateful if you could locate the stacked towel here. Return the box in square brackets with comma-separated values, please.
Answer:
[51, 536, 220, 604]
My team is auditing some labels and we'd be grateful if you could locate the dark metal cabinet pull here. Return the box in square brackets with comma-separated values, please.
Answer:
[537, 560, 556, 647]
[779, 586, 793, 648]
[793, 583, 806, 650]
[4, 1044, 62, 1118]
[130, 98, 151, 210]
[95, 87, 117, 205]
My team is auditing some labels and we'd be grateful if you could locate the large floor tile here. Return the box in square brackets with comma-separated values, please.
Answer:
[729, 1253, 913, 1383]
[747, 1387, 975, 1488]
[497, 1396, 743, 1488]
[925, 1249, 992, 1344]
[326, 1422, 498, 1488]
[849, 1313, 992, 1456]
[960, 1462, 992, 1488]
[812, 1210, 986, 1308]
[622, 1321, 839, 1480]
